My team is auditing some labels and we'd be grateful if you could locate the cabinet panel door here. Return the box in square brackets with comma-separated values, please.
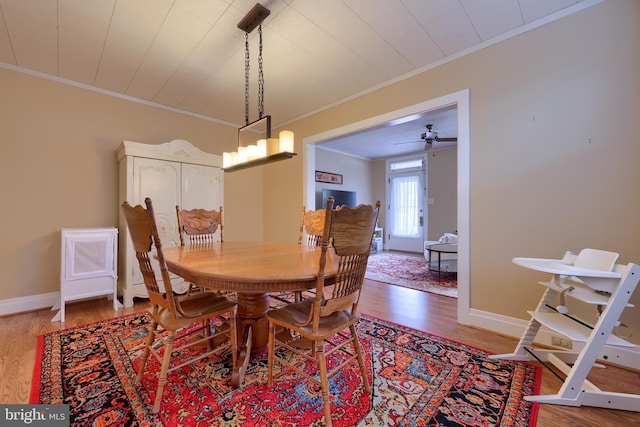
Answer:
[132, 157, 181, 244]
[132, 157, 182, 284]
[181, 163, 221, 210]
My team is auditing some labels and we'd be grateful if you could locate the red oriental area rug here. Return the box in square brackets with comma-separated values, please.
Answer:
[366, 252, 457, 298]
[32, 312, 539, 426]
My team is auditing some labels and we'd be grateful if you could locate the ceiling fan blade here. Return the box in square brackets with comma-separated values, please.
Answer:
[438, 137, 457, 142]
[393, 140, 423, 145]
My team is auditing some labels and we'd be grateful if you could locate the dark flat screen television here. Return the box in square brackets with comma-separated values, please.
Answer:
[321, 189, 357, 209]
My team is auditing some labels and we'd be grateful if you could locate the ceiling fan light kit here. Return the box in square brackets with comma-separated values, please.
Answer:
[422, 124, 438, 143]
[223, 3, 297, 173]
[394, 123, 458, 151]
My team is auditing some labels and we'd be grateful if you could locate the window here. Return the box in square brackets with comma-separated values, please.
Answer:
[390, 175, 420, 237]
[390, 158, 423, 171]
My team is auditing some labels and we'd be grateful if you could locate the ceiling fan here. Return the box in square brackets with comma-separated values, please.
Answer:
[394, 124, 457, 149]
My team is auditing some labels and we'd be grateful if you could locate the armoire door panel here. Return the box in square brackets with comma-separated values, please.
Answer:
[131, 157, 181, 286]
[133, 157, 182, 246]
[181, 163, 221, 210]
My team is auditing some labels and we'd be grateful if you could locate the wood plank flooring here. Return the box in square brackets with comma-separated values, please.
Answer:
[2, 279, 639, 426]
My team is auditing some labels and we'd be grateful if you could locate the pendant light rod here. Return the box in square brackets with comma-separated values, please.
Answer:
[224, 3, 296, 172]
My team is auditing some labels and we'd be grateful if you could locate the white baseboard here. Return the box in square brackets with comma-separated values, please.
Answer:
[467, 307, 640, 371]
[0, 292, 59, 316]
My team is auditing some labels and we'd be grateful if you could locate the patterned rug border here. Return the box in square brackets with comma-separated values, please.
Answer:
[31, 311, 541, 426]
[31, 334, 45, 403]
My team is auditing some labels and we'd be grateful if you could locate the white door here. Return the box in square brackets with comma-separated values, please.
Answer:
[385, 155, 427, 253]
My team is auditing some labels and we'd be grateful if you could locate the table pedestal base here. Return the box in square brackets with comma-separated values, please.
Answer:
[231, 292, 269, 388]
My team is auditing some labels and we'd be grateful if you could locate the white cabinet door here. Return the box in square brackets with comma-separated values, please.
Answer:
[133, 157, 182, 247]
[131, 157, 182, 286]
[181, 163, 221, 210]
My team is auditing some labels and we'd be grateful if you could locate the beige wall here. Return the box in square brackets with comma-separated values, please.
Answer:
[370, 160, 386, 229]
[314, 148, 375, 209]
[3, 0, 639, 342]
[261, 0, 640, 338]
[0, 69, 246, 300]
[427, 147, 457, 241]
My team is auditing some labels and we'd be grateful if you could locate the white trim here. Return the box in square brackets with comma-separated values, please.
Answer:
[455, 90, 471, 325]
[0, 292, 58, 316]
[304, 89, 471, 324]
[467, 308, 640, 371]
[0, 62, 241, 128]
[468, 307, 533, 338]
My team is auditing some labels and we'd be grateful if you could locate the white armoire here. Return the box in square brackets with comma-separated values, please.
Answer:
[117, 139, 224, 307]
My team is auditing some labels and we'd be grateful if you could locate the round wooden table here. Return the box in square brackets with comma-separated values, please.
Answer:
[161, 241, 337, 387]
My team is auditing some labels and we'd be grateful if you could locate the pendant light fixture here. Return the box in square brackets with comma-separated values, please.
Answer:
[223, 3, 296, 172]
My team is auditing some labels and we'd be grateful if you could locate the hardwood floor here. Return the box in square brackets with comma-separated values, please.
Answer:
[2, 280, 639, 426]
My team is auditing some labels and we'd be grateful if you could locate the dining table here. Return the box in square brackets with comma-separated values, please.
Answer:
[161, 241, 338, 388]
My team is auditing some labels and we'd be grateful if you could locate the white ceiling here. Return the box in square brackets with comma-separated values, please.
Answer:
[319, 104, 459, 159]
[0, 0, 594, 159]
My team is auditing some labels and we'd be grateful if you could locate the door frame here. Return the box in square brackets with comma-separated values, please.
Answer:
[385, 154, 428, 253]
[303, 89, 471, 325]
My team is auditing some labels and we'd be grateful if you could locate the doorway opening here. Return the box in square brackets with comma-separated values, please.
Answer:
[302, 89, 471, 325]
[386, 154, 427, 253]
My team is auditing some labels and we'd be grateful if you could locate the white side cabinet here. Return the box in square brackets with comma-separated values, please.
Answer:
[117, 139, 223, 307]
[52, 228, 121, 322]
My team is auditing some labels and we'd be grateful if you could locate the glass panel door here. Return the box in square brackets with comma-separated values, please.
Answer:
[386, 155, 426, 253]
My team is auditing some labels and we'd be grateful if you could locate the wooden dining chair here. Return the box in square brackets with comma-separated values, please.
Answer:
[122, 198, 237, 414]
[267, 196, 381, 427]
[176, 205, 224, 245]
[176, 205, 223, 294]
[276, 206, 326, 303]
[298, 205, 325, 247]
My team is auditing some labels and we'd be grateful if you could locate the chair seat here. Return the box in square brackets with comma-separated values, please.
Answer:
[152, 291, 236, 330]
[268, 299, 360, 340]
